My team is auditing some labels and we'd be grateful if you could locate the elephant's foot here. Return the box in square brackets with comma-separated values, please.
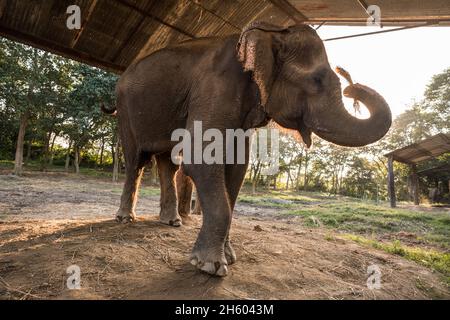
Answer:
[190, 245, 228, 277]
[224, 240, 236, 265]
[115, 209, 136, 224]
[159, 209, 182, 227]
[192, 201, 202, 215]
[178, 210, 190, 219]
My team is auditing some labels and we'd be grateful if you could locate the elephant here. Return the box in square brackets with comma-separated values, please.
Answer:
[175, 169, 202, 217]
[104, 21, 391, 276]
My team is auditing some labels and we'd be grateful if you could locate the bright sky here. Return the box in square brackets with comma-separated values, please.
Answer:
[315, 26, 450, 118]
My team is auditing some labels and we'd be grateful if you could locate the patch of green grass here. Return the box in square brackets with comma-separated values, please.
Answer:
[139, 187, 160, 197]
[343, 234, 450, 284]
[324, 233, 335, 241]
[0, 160, 116, 177]
[266, 190, 319, 202]
[285, 202, 450, 248]
[0, 160, 52, 172]
[237, 194, 294, 208]
[77, 167, 116, 178]
[237, 191, 317, 209]
[237, 189, 449, 250]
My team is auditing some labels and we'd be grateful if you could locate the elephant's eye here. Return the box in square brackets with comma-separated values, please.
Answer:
[307, 68, 328, 94]
[313, 75, 323, 88]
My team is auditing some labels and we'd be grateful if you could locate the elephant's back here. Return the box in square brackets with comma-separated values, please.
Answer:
[120, 34, 240, 83]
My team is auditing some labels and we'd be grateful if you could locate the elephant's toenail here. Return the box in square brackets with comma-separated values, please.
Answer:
[170, 219, 182, 227]
[190, 258, 198, 266]
[200, 262, 216, 274]
[216, 265, 228, 277]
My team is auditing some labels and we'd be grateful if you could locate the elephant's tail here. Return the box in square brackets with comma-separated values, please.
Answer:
[100, 103, 117, 116]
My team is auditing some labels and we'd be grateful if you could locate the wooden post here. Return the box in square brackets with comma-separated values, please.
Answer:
[410, 164, 420, 205]
[387, 155, 396, 208]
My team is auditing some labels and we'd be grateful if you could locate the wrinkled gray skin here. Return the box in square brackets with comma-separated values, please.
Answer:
[110, 22, 391, 276]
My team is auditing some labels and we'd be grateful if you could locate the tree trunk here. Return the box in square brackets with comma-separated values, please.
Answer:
[337, 163, 345, 194]
[248, 165, 254, 182]
[303, 151, 309, 190]
[74, 146, 80, 174]
[285, 170, 291, 190]
[295, 160, 302, 191]
[111, 143, 115, 165]
[112, 138, 120, 182]
[330, 174, 336, 195]
[251, 161, 261, 194]
[149, 156, 158, 185]
[49, 133, 57, 166]
[65, 141, 72, 172]
[13, 111, 30, 176]
[25, 139, 32, 164]
[40, 131, 52, 171]
[99, 136, 105, 166]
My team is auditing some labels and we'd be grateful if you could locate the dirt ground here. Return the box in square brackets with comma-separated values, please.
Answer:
[0, 172, 448, 300]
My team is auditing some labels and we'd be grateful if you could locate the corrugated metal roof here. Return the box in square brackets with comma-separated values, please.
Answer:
[0, 0, 449, 73]
[385, 133, 450, 164]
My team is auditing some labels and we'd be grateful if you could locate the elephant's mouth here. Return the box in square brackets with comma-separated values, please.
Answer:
[298, 117, 313, 148]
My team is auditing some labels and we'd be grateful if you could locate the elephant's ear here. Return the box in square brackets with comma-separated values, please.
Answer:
[237, 22, 287, 107]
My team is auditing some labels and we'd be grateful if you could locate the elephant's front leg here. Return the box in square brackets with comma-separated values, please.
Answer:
[223, 137, 251, 265]
[185, 164, 231, 276]
[156, 153, 182, 227]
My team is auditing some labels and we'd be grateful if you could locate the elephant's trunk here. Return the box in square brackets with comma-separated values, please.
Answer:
[310, 83, 392, 147]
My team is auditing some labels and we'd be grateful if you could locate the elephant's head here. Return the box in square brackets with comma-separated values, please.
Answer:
[237, 22, 392, 147]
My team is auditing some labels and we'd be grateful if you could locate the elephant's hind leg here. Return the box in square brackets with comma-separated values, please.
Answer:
[116, 160, 145, 223]
[175, 168, 193, 219]
[192, 192, 202, 215]
[156, 152, 182, 227]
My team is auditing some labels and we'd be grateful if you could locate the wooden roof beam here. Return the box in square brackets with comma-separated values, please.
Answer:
[70, 0, 99, 49]
[115, 0, 196, 39]
[0, 25, 125, 74]
[188, 0, 241, 31]
[266, 0, 308, 24]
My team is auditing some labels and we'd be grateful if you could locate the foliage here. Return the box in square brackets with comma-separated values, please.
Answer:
[63, 63, 118, 150]
[0, 38, 118, 171]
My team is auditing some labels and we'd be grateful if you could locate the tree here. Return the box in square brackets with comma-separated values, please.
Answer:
[61, 64, 118, 173]
[0, 39, 72, 175]
[423, 67, 450, 133]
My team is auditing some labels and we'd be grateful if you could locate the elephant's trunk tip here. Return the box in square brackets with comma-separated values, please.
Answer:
[336, 66, 361, 113]
[101, 103, 117, 116]
[335, 66, 354, 85]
